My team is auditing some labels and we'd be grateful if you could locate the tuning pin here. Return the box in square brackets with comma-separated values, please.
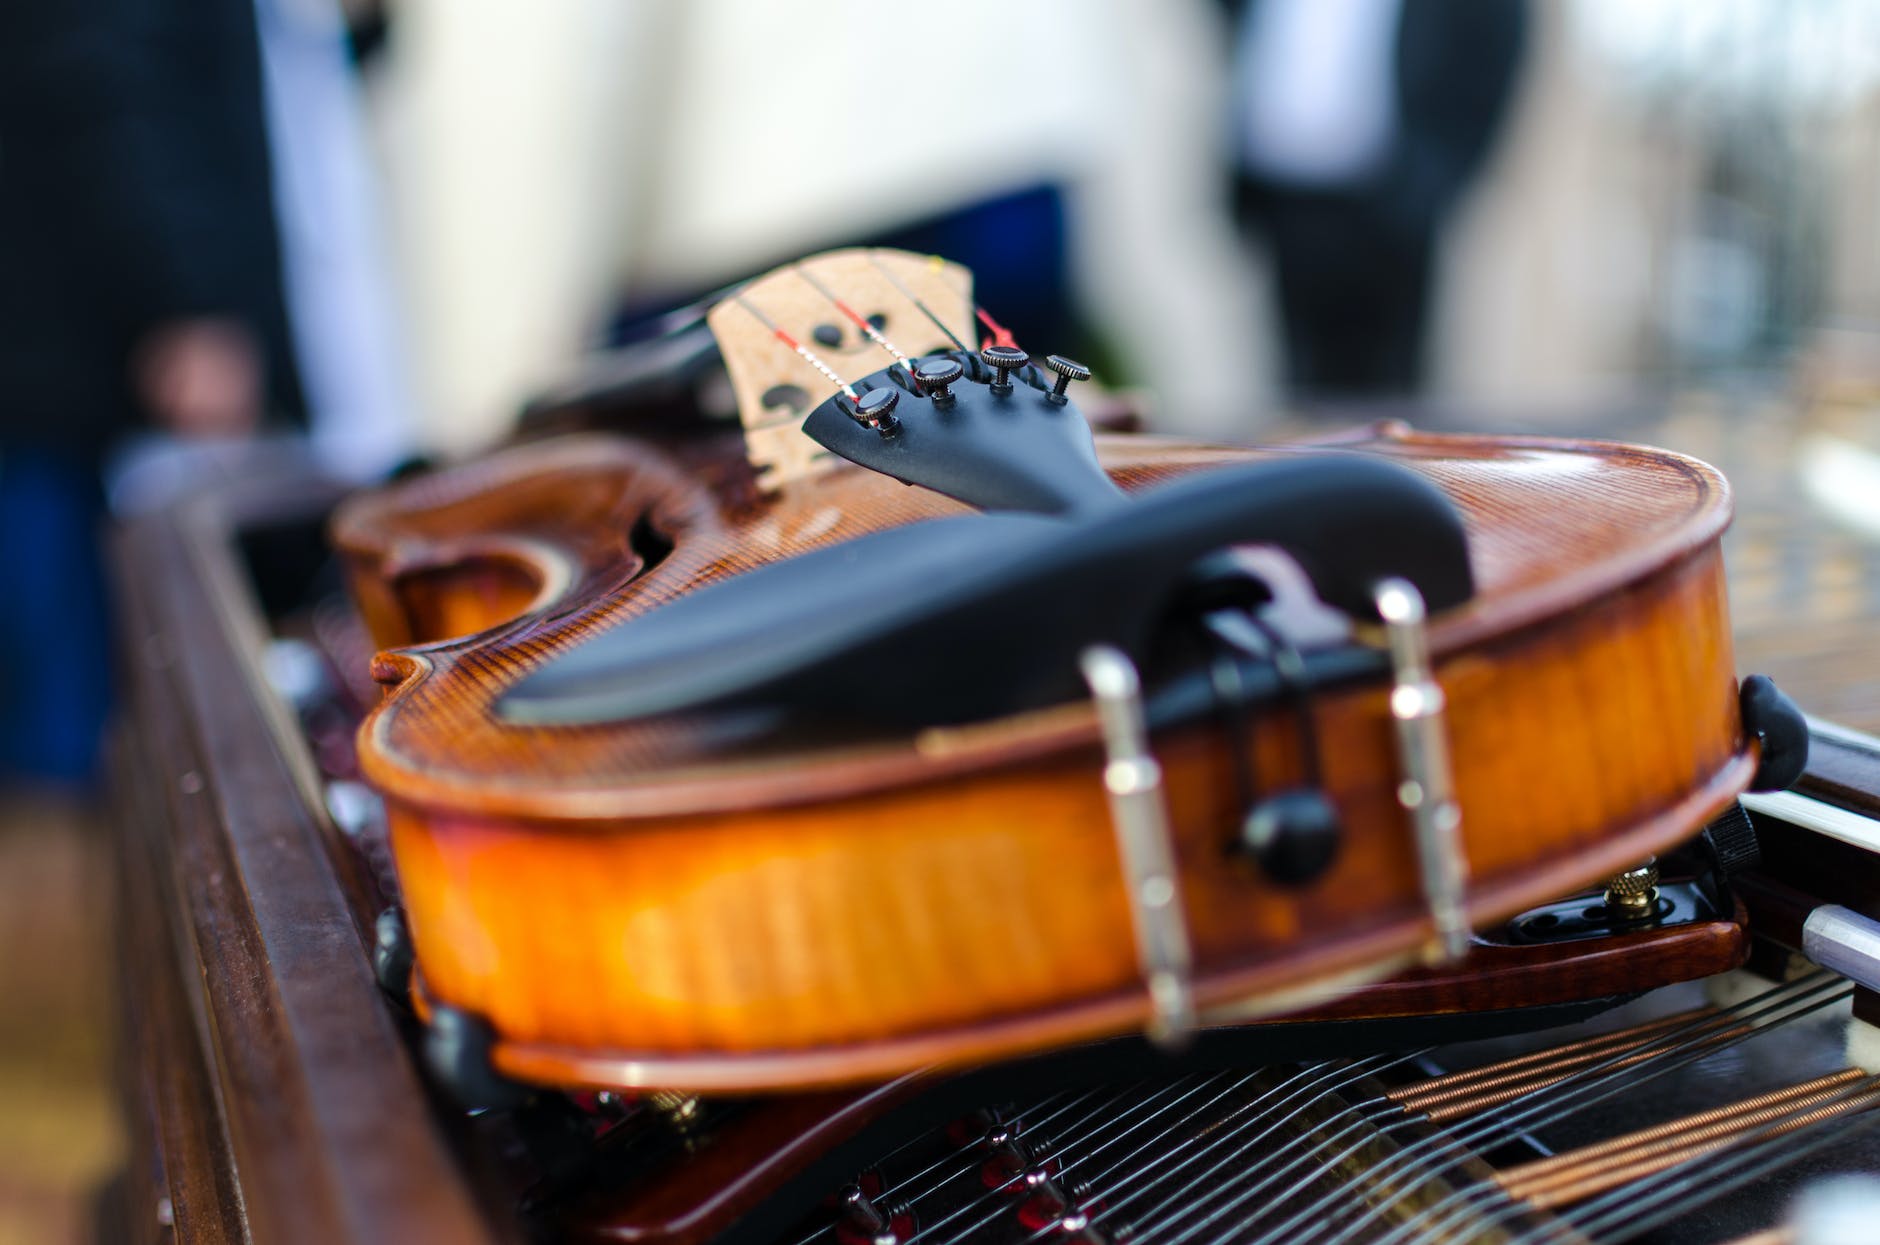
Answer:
[1043, 355, 1091, 404]
[912, 355, 964, 406]
[981, 344, 1030, 391]
[850, 387, 900, 435]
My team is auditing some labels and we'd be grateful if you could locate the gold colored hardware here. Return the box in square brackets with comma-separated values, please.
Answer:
[646, 1090, 703, 1128]
[1604, 856, 1662, 921]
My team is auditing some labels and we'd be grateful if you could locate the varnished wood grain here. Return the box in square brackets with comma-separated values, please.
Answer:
[108, 479, 513, 1245]
[334, 422, 1757, 1091]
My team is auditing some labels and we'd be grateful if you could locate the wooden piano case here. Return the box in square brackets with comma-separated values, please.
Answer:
[104, 470, 507, 1245]
[100, 459, 1880, 1245]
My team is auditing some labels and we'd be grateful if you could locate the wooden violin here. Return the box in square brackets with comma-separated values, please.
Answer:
[335, 249, 1801, 1096]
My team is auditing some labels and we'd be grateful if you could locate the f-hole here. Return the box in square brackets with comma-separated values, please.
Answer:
[629, 511, 675, 576]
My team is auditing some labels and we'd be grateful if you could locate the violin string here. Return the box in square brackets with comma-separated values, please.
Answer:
[1233, 974, 1846, 1245]
[731, 291, 858, 400]
[792, 265, 916, 377]
[967, 306, 1050, 388]
[1300, 976, 1851, 1245]
[1104, 1053, 1427, 1242]
[974, 307, 1019, 351]
[864, 250, 971, 352]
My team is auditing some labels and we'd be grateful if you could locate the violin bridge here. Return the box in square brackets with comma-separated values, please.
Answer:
[1376, 578, 1472, 964]
[1079, 645, 1198, 1049]
[705, 248, 977, 492]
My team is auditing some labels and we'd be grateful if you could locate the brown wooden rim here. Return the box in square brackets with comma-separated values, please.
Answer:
[411, 747, 1755, 1094]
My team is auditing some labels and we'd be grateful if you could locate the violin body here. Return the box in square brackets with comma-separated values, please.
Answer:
[337, 416, 1753, 1092]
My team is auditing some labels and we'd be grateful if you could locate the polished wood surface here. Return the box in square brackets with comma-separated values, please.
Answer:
[107, 475, 512, 1245]
[335, 423, 1757, 1090]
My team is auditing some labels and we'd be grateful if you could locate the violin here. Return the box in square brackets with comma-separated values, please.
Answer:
[334, 249, 1804, 1096]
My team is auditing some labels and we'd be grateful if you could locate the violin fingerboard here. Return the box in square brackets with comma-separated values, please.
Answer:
[707, 248, 975, 491]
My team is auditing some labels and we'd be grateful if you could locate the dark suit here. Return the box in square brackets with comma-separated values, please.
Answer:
[0, 0, 300, 784]
[0, 0, 301, 457]
[1227, 0, 1529, 395]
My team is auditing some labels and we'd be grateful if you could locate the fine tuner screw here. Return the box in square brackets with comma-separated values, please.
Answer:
[912, 355, 964, 405]
[982, 344, 1030, 389]
[1043, 354, 1091, 403]
[1604, 856, 1660, 922]
[850, 387, 900, 434]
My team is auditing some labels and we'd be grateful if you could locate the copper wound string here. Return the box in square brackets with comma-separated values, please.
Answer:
[1304, 975, 1850, 1245]
[1228, 973, 1848, 1245]
[1351, 978, 1855, 1245]
[1300, 974, 1853, 1245]
[1534, 1092, 1880, 1245]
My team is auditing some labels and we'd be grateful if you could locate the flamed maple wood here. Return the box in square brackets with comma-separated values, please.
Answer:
[333, 422, 1756, 1092]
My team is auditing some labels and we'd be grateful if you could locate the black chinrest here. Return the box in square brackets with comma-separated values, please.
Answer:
[499, 454, 1472, 728]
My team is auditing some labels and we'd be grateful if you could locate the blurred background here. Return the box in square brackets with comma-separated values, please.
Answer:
[8, 0, 1880, 1239]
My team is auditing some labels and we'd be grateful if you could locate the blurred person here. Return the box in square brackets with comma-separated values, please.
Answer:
[250, 0, 416, 482]
[1224, 0, 1528, 397]
[0, 0, 302, 790]
[110, 0, 420, 508]
[384, 0, 1262, 447]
